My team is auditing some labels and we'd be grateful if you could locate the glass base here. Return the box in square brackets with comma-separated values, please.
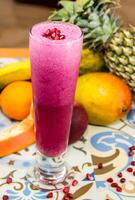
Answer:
[26, 151, 70, 190]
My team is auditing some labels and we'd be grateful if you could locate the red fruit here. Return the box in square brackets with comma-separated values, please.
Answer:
[86, 173, 91, 180]
[131, 161, 135, 166]
[133, 171, 135, 176]
[51, 28, 57, 33]
[69, 103, 88, 144]
[116, 186, 122, 192]
[2, 195, 9, 200]
[106, 177, 113, 183]
[55, 35, 60, 40]
[129, 146, 135, 151]
[117, 172, 123, 178]
[127, 167, 133, 172]
[63, 187, 70, 194]
[44, 29, 51, 36]
[111, 183, 118, 188]
[47, 192, 53, 198]
[63, 197, 70, 200]
[128, 151, 134, 156]
[60, 35, 65, 40]
[120, 178, 126, 183]
[98, 163, 103, 169]
[6, 177, 12, 184]
[72, 179, 78, 186]
[67, 193, 73, 198]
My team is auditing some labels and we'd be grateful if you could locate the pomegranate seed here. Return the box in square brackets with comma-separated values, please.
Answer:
[67, 193, 73, 198]
[55, 29, 61, 35]
[120, 178, 126, 183]
[47, 192, 53, 198]
[2, 195, 9, 200]
[44, 29, 51, 36]
[131, 161, 135, 166]
[129, 146, 135, 151]
[133, 171, 135, 176]
[63, 186, 70, 194]
[98, 163, 103, 169]
[128, 151, 134, 157]
[55, 35, 60, 40]
[60, 35, 65, 40]
[72, 179, 78, 186]
[63, 197, 70, 200]
[116, 186, 122, 192]
[111, 183, 118, 188]
[127, 167, 133, 172]
[106, 177, 113, 183]
[117, 172, 123, 178]
[51, 28, 57, 33]
[86, 173, 91, 180]
[6, 177, 12, 184]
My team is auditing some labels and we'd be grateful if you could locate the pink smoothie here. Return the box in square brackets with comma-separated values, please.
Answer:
[30, 22, 83, 157]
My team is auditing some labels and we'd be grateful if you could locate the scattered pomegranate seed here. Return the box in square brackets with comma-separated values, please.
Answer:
[2, 195, 9, 200]
[72, 179, 78, 186]
[127, 167, 133, 172]
[98, 163, 103, 169]
[44, 29, 51, 36]
[67, 193, 73, 198]
[63, 197, 70, 200]
[129, 146, 135, 151]
[55, 35, 60, 40]
[120, 178, 126, 183]
[6, 177, 12, 184]
[51, 28, 57, 33]
[116, 186, 122, 192]
[133, 171, 135, 176]
[106, 177, 113, 183]
[128, 151, 134, 157]
[117, 172, 123, 178]
[63, 186, 70, 194]
[47, 192, 53, 198]
[111, 182, 118, 188]
[86, 173, 91, 180]
[131, 161, 135, 166]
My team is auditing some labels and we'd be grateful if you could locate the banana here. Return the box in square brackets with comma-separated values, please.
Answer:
[0, 59, 31, 89]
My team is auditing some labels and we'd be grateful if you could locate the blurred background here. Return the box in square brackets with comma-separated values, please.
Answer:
[0, 0, 135, 47]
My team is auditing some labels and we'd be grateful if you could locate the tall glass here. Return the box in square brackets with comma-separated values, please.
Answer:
[28, 21, 83, 190]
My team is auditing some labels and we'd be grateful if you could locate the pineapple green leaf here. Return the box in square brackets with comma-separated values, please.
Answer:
[77, 0, 94, 8]
[59, 1, 75, 15]
[48, 8, 69, 21]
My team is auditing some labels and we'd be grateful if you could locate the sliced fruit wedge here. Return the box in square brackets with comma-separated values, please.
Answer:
[0, 106, 35, 157]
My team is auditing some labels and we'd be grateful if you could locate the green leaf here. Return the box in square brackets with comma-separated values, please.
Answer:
[59, 1, 75, 15]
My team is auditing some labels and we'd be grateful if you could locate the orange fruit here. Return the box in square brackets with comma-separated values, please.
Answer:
[1, 81, 32, 120]
[0, 109, 35, 157]
[75, 72, 132, 125]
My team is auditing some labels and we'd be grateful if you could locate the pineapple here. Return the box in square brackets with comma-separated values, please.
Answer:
[49, 0, 135, 91]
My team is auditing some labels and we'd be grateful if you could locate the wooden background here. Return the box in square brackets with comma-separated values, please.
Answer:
[0, 0, 135, 47]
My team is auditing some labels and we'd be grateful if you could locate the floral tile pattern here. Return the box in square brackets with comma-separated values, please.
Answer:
[0, 58, 135, 200]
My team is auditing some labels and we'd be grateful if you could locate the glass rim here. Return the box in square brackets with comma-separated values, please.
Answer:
[29, 21, 83, 45]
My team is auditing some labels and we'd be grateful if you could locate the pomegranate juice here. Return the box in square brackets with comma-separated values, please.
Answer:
[30, 22, 83, 157]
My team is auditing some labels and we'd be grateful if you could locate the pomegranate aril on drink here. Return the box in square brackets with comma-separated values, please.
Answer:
[43, 29, 51, 36]
[47, 192, 53, 198]
[127, 167, 133, 172]
[86, 173, 91, 180]
[60, 35, 65, 40]
[6, 177, 12, 184]
[63, 186, 70, 194]
[106, 177, 113, 183]
[117, 172, 123, 178]
[133, 171, 135, 176]
[131, 161, 135, 166]
[128, 151, 134, 157]
[120, 178, 126, 183]
[2, 195, 9, 200]
[116, 186, 122, 192]
[111, 182, 118, 188]
[72, 179, 78, 186]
